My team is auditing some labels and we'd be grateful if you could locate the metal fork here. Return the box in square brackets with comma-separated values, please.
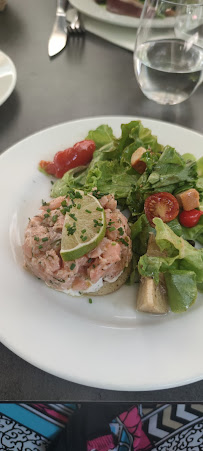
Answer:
[67, 8, 85, 35]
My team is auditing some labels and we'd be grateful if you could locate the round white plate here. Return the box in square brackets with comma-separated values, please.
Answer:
[0, 116, 202, 391]
[69, 0, 174, 28]
[0, 50, 16, 106]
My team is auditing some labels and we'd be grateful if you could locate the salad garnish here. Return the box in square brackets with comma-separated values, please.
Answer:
[37, 120, 203, 313]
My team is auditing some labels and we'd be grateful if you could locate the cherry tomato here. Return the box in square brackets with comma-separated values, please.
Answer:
[39, 140, 96, 178]
[144, 192, 179, 226]
[179, 209, 203, 228]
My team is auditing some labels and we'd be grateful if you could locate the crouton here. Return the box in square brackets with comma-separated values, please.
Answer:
[176, 189, 199, 211]
[131, 147, 147, 174]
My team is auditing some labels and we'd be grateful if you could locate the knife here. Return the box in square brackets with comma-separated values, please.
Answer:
[48, 0, 68, 57]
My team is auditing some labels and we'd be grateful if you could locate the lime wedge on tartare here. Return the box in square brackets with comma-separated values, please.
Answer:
[60, 190, 106, 261]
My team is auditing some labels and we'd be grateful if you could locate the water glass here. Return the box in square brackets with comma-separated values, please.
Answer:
[134, 0, 203, 105]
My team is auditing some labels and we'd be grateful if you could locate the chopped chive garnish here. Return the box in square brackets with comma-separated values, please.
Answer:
[77, 204, 81, 209]
[61, 200, 67, 207]
[38, 245, 43, 249]
[69, 213, 77, 221]
[96, 207, 103, 211]
[92, 190, 108, 199]
[119, 238, 129, 247]
[108, 226, 116, 232]
[81, 236, 87, 241]
[51, 181, 54, 185]
[85, 209, 91, 214]
[81, 229, 86, 234]
[89, 298, 92, 304]
[34, 236, 39, 241]
[70, 263, 76, 270]
[53, 277, 65, 283]
[118, 227, 124, 236]
[88, 258, 93, 263]
[75, 191, 83, 199]
[66, 223, 76, 235]
[42, 200, 49, 206]
[111, 242, 116, 246]
[46, 209, 51, 213]
[44, 213, 50, 218]
[61, 205, 72, 215]
[52, 215, 58, 223]
[42, 237, 48, 242]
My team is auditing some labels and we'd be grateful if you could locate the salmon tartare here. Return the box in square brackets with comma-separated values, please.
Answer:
[23, 194, 132, 295]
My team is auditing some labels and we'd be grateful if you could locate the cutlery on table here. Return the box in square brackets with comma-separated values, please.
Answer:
[67, 8, 85, 35]
[48, 0, 68, 57]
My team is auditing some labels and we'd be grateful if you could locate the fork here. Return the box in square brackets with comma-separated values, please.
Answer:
[67, 8, 85, 35]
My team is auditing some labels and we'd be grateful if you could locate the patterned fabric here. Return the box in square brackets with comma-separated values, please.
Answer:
[0, 403, 202, 450]
[0, 403, 78, 450]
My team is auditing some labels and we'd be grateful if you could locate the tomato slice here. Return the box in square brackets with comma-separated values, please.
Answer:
[144, 192, 180, 226]
[39, 140, 96, 178]
[179, 209, 203, 228]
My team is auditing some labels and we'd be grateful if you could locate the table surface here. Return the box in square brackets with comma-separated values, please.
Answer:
[0, 0, 202, 402]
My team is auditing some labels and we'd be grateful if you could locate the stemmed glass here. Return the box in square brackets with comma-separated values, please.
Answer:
[134, 0, 203, 105]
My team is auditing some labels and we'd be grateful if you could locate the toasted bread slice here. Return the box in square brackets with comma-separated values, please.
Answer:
[88, 264, 132, 296]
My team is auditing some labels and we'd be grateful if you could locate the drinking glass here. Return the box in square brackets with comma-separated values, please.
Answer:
[134, 0, 203, 105]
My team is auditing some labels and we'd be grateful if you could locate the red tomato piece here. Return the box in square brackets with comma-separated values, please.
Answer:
[144, 192, 179, 226]
[179, 209, 203, 228]
[39, 140, 96, 178]
[39, 160, 56, 176]
[53, 140, 96, 178]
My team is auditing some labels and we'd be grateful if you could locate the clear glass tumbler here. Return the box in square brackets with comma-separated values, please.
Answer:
[134, 0, 203, 105]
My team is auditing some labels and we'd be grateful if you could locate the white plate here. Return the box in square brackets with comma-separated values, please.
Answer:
[0, 116, 203, 391]
[69, 0, 174, 28]
[0, 51, 16, 106]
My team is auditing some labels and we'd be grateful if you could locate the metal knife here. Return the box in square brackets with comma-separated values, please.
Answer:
[48, 0, 68, 57]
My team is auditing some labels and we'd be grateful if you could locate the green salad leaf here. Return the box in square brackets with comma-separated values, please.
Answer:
[50, 122, 202, 219]
[164, 270, 197, 312]
[138, 218, 203, 312]
[85, 124, 115, 149]
[197, 156, 203, 177]
[51, 121, 163, 202]
[131, 214, 154, 256]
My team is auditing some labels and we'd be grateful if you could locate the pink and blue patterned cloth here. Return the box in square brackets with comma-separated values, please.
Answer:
[0, 403, 202, 450]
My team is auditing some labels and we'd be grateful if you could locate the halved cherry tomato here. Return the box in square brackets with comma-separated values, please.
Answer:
[144, 192, 179, 226]
[179, 209, 203, 228]
[39, 140, 96, 178]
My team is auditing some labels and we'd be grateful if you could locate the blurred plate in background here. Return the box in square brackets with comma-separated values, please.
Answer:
[0, 50, 16, 106]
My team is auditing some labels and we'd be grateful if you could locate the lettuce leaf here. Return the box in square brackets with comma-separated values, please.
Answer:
[164, 270, 197, 312]
[51, 166, 89, 197]
[197, 156, 203, 177]
[138, 218, 203, 284]
[138, 218, 203, 312]
[131, 214, 154, 256]
[85, 125, 115, 150]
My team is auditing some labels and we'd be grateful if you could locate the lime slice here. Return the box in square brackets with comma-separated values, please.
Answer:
[60, 191, 106, 261]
